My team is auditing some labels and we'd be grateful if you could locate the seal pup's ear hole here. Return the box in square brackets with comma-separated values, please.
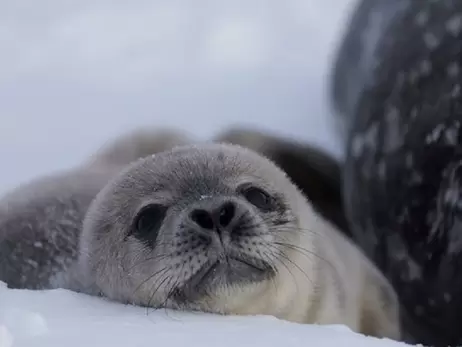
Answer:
[214, 127, 351, 238]
[130, 204, 168, 247]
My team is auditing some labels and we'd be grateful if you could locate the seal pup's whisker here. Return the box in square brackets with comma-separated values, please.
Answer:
[133, 266, 170, 299]
[262, 242, 315, 287]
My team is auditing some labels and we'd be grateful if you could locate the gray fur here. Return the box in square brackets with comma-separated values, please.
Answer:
[0, 135, 400, 340]
[0, 167, 108, 289]
[77, 142, 400, 339]
[0, 127, 193, 290]
[213, 127, 350, 236]
[77, 143, 296, 305]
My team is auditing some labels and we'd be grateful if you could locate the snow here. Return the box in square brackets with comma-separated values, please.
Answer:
[0, 1, 416, 346]
[0, 282, 411, 347]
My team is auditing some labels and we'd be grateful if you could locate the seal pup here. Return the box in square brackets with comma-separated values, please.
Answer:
[76, 142, 400, 339]
[331, 1, 462, 345]
[214, 127, 350, 237]
[0, 127, 194, 290]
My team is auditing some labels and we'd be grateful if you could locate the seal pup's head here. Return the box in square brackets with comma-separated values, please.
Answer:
[78, 143, 318, 318]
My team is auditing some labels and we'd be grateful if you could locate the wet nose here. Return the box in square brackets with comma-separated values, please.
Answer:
[189, 201, 236, 231]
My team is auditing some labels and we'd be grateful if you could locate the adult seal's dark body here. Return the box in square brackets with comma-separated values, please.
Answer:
[331, 0, 462, 346]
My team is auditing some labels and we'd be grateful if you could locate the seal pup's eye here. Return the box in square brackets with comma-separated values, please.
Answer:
[131, 204, 167, 247]
[240, 186, 275, 212]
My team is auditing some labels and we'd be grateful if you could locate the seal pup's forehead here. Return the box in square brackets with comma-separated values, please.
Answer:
[106, 142, 295, 206]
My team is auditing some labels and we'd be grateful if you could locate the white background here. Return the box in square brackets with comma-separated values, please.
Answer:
[0, 0, 357, 194]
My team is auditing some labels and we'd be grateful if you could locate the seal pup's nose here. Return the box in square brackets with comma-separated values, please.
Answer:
[189, 201, 237, 232]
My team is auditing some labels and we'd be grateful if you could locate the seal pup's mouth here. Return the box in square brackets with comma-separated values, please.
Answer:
[165, 195, 277, 304]
[172, 251, 273, 304]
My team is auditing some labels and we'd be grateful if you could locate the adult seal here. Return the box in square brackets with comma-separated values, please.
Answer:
[331, 0, 462, 345]
[76, 142, 400, 339]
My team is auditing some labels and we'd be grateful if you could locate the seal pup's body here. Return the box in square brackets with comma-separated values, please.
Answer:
[0, 130, 399, 340]
[77, 143, 400, 339]
[0, 128, 193, 289]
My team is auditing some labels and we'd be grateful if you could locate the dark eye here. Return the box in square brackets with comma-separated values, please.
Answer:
[240, 186, 274, 212]
[131, 204, 167, 247]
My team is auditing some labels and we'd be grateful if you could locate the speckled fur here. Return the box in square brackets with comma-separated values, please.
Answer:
[331, 0, 462, 345]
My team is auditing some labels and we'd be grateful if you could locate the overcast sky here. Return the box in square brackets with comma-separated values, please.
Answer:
[0, 0, 357, 194]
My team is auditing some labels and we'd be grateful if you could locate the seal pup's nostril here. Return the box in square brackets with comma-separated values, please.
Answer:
[217, 202, 235, 228]
[190, 209, 215, 230]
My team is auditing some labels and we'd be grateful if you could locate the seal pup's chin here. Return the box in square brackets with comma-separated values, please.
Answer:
[172, 254, 273, 305]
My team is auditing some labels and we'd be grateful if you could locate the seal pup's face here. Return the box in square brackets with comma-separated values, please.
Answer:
[80, 143, 312, 315]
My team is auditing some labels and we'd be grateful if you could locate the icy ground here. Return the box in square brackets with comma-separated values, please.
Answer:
[0, 0, 415, 346]
[0, 282, 410, 347]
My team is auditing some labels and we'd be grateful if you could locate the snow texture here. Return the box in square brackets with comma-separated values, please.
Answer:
[0, 281, 411, 347]
[0, 1, 413, 346]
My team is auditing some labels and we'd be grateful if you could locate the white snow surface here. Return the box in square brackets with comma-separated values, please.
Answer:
[0, 281, 411, 347]
[1, 1, 414, 347]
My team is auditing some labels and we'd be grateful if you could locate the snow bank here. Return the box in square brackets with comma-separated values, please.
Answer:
[0, 282, 410, 347]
